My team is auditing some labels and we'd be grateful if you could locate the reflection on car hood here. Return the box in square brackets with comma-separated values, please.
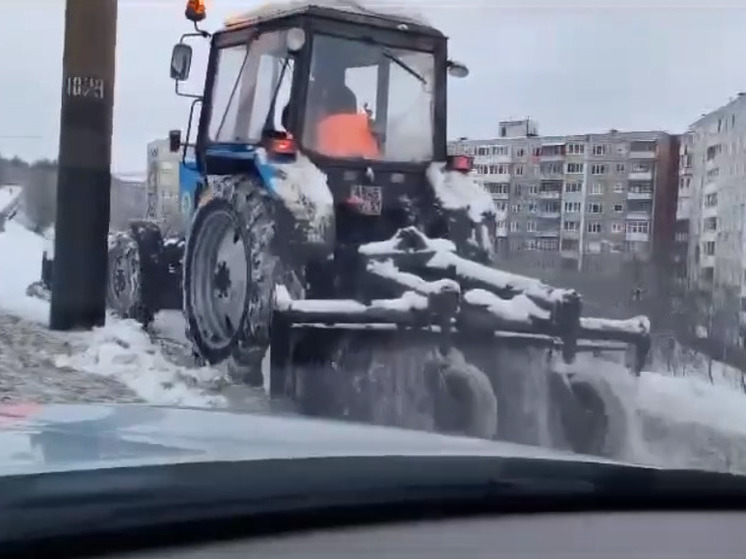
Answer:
[0, 403, 637, 475]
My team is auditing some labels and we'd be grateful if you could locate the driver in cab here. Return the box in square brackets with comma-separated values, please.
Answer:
[306, 63, 380, 159]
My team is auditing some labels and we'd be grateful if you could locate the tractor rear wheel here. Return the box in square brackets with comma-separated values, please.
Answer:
[106, 232, 153, 326]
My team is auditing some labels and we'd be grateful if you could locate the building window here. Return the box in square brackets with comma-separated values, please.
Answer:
[592, 144, 607, 156]
[587, 202, 603, 214]
[611, 222, 624, 234]
[484, 182, 509, 195]
[613, 182, 624, 193]
[591, 164, 607, 175]
[514, 164, 524, 175]
[632, 162, 652, 173]
[566, 162, 584, 174]
[512, 204, 521, 213]
[541, 144, 565, 157]
[494, 201, 508, 212]
[616, 163, 626, 173]
[492, 145, 509, 156]
[630, 140, 656, 153]
[515, 147, 526, 157]
[477, 146, 490, 156]
[703, 241, 715, 255]
[587, 221, 603, 234]
[627, 221, 650, 234]
[529, 184, 538, 195]
[628, 182, 653, 194]
[590, 183, 604, 195]
[565, 182, 582, 193]
[563, 201, 581, 213]
[540, 162, 563, 175]
[526, 220, 537, 232]
[528, 202, 538, 213]
[563, 220, 580, 231]
[704, 193, 718, 207]
[567, 143, 585, 155]
[614, 203, 624, 213]
[510, 221, 520, 232]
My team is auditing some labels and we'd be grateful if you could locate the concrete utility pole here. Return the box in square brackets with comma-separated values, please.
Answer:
[50, 0, 118, 330]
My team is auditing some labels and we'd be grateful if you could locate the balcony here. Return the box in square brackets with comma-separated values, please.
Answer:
[703, 205, 718, 218]
[628, 171, 653, 181]
[560, 249, 579, 260]
[538, 210, 561, 219]
[625, 231, 650, 242]
[491, 173, 511, 182]
[536, 230, 560, 238]
[537, 190, 561, 199]
[561, 229, 580, 239]
[490, 191, 510, 200]
[628, 149, 656, 159]
[626, 211, 652, 220]
[627, 190, 653, 200]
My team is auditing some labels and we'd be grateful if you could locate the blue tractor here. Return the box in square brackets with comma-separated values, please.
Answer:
[41, 0, 654, 454]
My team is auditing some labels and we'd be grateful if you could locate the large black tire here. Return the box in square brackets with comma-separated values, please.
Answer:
[183, 176, 301, 387]
[106, 232, 154, 326]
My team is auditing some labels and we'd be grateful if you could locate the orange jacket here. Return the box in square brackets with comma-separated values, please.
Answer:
[315, 113, 380, 159]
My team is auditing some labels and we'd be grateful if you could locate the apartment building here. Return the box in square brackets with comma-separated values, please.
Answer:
[448, 120, 679, 279]
[679, 93, 746, 343]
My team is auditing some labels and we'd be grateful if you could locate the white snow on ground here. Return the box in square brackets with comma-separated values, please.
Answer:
[0, 185, 22, 211]
[636, 371, 746, 439]
[0, 222, 50, 323]
[0, 218, 225, 408]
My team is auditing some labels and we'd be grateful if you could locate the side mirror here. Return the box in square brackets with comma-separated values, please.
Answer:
[447, 60, 469, 78]
[169, 130, 181, 153]
[170, 43, 193, 81]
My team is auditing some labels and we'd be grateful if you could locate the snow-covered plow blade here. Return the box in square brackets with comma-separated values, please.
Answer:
[268, 227, 650, 455]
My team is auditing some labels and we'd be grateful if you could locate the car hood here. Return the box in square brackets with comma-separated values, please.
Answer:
[0, 402, 640, 475]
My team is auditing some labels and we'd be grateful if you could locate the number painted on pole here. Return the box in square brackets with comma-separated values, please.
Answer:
[65, 76, 105, 100]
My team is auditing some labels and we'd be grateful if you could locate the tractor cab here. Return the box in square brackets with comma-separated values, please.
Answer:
[170, 1, 470, 242]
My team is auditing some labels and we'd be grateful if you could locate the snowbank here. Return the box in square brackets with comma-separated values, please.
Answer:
[0, 222, 49, 323]
[0, 185, 22, 213]
[54, 318, 225, 408]
[0, 220, 225, 408]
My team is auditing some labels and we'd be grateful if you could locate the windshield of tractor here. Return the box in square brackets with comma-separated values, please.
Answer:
[209, 30, 293, 143]
[302, 34, 435, 163]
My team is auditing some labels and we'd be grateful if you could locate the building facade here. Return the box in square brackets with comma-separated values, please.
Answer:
[448, 120, 679, 320]
[678, 94, 746, 344]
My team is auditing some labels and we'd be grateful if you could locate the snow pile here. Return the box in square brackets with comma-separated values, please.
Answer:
[0, 221, 49, 323]
[0, 221, 225, 408]
[366, 259, 460, 296]
[54, 318, 225, 408]
[637, 371, 746, 438]
[581, 315, 650, 335]
[359, 226, 456, 255]
[259, 149, 334, 246]
[0, 185, 22, 214]
[225, 0, 431, 28]
[426, 162, 497, 224]
[464, 289, 550, 324]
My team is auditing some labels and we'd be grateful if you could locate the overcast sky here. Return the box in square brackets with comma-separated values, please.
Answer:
[4, 0, 746, 172]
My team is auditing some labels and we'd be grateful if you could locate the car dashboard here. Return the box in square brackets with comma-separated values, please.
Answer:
[118, 511, 744, 558]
